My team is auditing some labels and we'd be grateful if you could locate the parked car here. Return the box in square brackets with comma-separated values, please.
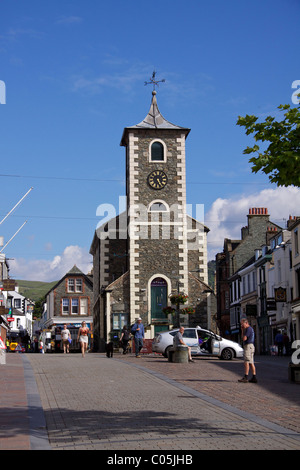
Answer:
[152, 326, 244, 360]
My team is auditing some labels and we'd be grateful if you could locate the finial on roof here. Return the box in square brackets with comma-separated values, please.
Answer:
[120, 71, 190, 145]
[144, 70, 165, 92]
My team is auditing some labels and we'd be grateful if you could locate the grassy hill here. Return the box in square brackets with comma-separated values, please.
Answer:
[15, 262, 216, 302]
[16, 280, 58, 302]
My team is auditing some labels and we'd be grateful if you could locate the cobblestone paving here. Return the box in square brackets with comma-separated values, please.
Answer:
[118, 354, 300, 435]
[26, 353, 300, 450]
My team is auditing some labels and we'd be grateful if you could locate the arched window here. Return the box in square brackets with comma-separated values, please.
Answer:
[149, 201, 168, 212]
[151, 141, 164, 161]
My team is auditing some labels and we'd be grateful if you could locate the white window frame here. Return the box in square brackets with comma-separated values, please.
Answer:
[148, 200, 169, 212]
[80, 298, 88, 315]
[76, 278, 83, 293]
[148, 139, 167, 163]
[68, 279, 75, 292]
[62, 298, 69, 315]
[71, 298, 79, 315]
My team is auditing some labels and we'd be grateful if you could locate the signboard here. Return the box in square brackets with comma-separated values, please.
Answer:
[2, 279, 16, 291]
[0, 306, 10, 315]
[275, 287, 287, 302]
[266, 298, 277, 311]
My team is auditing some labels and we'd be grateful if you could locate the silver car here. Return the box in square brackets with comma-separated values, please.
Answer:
[152, 326, 244, 360]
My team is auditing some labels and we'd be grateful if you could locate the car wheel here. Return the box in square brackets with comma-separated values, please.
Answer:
[220, 348, 233, 360]
[163, 345, 172, 358]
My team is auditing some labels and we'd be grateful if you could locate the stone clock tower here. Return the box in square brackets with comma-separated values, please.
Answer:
[90, 87, 213, 351]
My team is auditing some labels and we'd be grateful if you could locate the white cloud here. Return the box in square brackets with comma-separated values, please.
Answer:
[10, 245, 92, 282]
[205, 186, 300, 260]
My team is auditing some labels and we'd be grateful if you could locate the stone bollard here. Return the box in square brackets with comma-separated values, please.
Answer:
[168, 346, 189, 363]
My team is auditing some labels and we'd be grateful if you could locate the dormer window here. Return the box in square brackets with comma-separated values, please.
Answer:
[68, 279, 75, 292]
[67, 278, 83, 293]
[150, 140, 166, 162]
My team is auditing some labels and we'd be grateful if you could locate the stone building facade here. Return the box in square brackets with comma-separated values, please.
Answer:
[90, 90, 215, 352]
[216, 208, 281, 337]
[43, 265, 93, 348]
[290, 217, 300, 341]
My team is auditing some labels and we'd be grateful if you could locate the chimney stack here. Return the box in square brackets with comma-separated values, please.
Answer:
[248, 208, 268, 215]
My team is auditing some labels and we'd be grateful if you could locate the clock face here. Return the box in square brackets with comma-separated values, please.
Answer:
[147, 170, 168, 190]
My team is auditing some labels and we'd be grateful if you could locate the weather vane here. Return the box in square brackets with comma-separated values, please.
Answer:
[144, 70, 165, 91]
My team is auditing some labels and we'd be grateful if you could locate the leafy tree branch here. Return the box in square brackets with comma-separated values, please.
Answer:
[237, 103, 300, 187]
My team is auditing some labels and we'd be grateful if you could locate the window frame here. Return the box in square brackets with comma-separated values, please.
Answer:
[148, 200, 169, 212]
[149, 139, 167, 163]
[62, 298, 70, 315]
[71, 298, 79, 315]
[76, 278, 83, 293]
[68, 279, 75, 292]
[80, 298, 88, 315]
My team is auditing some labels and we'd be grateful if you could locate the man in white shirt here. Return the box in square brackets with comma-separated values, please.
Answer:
[61, 324, 71, 354]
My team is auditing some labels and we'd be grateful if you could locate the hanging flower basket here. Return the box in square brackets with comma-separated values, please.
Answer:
[169, 293, 188, 305]
[181, 306, 195, 315]
[162, 306, 175, 316]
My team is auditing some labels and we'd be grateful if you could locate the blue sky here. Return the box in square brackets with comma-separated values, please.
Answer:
[0, 0, 300, 281]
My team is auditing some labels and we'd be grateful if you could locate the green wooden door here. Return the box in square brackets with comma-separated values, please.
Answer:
[151, 278, 167, 320]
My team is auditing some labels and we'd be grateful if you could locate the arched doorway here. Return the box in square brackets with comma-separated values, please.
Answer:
[151, 277, 167, 334]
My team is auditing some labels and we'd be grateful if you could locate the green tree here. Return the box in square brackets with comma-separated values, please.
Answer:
[33, 299, 44, 319]
[237, 104, 300, 187]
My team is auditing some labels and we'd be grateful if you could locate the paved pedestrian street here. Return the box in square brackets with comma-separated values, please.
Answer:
[19, 352, 300, 451]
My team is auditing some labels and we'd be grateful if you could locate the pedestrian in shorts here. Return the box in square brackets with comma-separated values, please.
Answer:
[238, 318, 257, 383]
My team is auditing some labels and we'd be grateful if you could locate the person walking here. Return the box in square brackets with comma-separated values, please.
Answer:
[275, 331, 284, 356]
[61, 324, 71, 354]
[283, 332, 290, 356]
[39, 339, 44, 354]
[131, 318, 144, 358]
[120, 325, 130, 354]
[77, 321, 89, 358]
[238, 318, 257, 383]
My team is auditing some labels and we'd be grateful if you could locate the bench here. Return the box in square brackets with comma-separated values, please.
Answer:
[168, 346, 189, 363]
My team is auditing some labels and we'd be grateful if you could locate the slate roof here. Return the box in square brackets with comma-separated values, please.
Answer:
[120, 91, 190, 145]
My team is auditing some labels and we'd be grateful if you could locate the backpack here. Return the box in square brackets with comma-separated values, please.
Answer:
[123, 330, 130, 341]
[131, 324, 136, 335]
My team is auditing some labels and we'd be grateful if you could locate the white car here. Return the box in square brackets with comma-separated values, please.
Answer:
[152, 326, 244, 360]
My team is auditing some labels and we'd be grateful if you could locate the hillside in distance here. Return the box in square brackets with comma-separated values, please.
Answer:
[16, 279, 57, 302]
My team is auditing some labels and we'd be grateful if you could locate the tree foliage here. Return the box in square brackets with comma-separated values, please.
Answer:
[237, 104, 300, 187]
